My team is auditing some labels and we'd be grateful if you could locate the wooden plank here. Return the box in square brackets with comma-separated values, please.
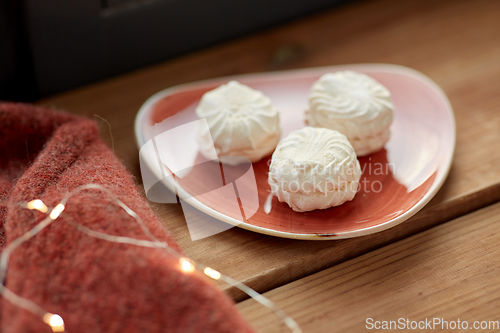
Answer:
[237, 202, 500, 332]
[38, 0, 500, 301]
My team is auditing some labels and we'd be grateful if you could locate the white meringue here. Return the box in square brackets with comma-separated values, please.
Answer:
[268, 127, 361, 212]
[305, 71, 394, 156]
[196, 81, 281, 165]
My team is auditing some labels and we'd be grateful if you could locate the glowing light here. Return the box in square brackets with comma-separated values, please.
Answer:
[43, 313, 65, 332]
[204, 267, 221, 280]
[27, 199, 48, 213]
[33, 200, 43, 210]
[49, 204, 65, 220]
[179, 258, 195, 273]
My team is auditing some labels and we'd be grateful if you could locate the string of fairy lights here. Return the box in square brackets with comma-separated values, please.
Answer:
[0, 184, 302, 333]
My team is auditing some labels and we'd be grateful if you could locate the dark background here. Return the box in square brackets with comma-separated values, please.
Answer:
[0, 0, 348, 101]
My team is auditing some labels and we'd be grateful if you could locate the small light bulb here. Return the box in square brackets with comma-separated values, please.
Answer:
[49, 204, 65, 219]
[204, 267, 221, 280]
[43, 313, 65, 332]
[33, 200, 44, 210]
[27, 199, 48, 213]
[179, 258, 195, 273]
[210, 270, 221, 280]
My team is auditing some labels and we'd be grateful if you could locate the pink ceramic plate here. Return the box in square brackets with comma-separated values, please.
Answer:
[135, 64, 455, 240]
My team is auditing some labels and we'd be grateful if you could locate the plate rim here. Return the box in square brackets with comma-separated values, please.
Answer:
[135, 64, 456, 240]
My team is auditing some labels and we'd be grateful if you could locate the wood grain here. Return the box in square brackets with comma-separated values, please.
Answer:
[37, 0, 500, 300]
[237, 202, 500, 332]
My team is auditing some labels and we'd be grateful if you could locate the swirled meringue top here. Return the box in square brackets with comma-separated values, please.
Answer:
[196, 81, 280, 164]
[269, 127, 361, 196]
[306, 71, 394, 140]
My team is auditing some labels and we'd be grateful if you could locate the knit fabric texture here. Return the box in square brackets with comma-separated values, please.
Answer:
[0, 103, 255, 333]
